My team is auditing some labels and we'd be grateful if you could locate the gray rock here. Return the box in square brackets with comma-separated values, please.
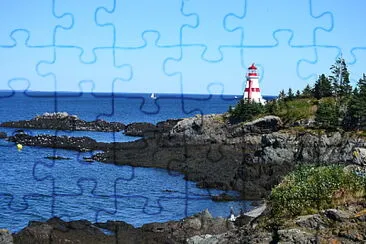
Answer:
[277, 228, 317, 243]
[324, 209, 351, 222]
[353, 147, 366, 166]
[123, 122, 157, 137]
[0, 229, 13, 244]
[1, 112, 125, 132]
[295, 214, 327, 229]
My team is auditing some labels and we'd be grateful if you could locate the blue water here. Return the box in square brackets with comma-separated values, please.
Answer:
[0, 92, 275, 232]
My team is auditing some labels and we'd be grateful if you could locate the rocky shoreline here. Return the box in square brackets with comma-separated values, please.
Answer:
[2, 201, 365, 243]
[1, 112, 366, 243]
[2, 113, 366, 199]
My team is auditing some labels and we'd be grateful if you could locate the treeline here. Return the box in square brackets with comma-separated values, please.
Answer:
[229, 58, 366, 131]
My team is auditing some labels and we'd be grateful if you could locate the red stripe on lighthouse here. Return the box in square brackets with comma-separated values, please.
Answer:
[248, 80, 253, 99]
[245, 88, 260, 92]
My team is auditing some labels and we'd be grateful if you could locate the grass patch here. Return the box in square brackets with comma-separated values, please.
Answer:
[269, 164, 366, 219]
[273, 98, 317, 124]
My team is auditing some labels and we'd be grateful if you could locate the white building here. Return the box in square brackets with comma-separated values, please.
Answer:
[243, 63, 265, 105]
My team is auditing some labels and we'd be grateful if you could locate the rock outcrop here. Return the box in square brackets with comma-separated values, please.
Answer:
[186, 203, 366, 243]
[11, 202, 366, 243]
[7, 133, 107, 152]
[13, 210, 234, 244]
[96, 114, 366, 198]
[0, 112, 125, 132]
[5, 114, 365, 199]
[124, 122, 157, 136]
[124, 119, 182, 137]
[0, 229, 13, 244]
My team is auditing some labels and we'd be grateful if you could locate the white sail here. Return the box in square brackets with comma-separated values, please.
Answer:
[150, 93, 157, 99]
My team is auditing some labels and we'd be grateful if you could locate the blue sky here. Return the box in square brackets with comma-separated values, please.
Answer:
[1, 0, 366, 95]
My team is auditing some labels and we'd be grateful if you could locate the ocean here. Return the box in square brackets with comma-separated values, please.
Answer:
[0, 91, 275, 232]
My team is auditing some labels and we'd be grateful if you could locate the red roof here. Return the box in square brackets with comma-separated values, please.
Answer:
[248, 63, 257, 70]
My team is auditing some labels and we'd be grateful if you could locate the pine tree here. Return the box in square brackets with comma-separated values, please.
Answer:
[313, 74, 333, 99]
[344, 74, 366, 130]
[296, 90, 301, 97]
[279, 89, 286, 100]
[329, 58, 352, 98]
[301, 85, 313, 98]
[229, 99, 264, 124]
[287, 88, 294, 100]
[315, 100, 338, 128]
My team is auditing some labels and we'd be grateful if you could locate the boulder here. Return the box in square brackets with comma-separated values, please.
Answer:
[0, 229, 13, 244]
[277, 228, 317, 243]
[324, 209, 351, 222]
[230, 116, 283, 137]
[295, 214, 327, 229]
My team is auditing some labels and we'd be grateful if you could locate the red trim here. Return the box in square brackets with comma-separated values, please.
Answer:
[245, 88, 260, 92]
[248, 63, 257, 70]
[248, 73, 258, 76]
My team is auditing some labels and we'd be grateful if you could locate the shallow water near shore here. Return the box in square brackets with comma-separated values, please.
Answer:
[0, 92, 275, 232]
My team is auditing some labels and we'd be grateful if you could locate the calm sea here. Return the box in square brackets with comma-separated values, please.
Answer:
[0, 91, 275, 232]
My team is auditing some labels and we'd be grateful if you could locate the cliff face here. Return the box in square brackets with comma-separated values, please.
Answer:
[5, 113, 366, 199]
[127, 114, 366, 199]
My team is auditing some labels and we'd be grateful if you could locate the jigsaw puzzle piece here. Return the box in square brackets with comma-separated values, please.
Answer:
[102, 166, 197, 224]
[349, 48, 366, 84]
[181, 0, 244, 61]
[37, 47, 132, 93]
[298, 45, 342, 84]
[54, 0, 114, 63]
[164, 45, 245, 101]
[0, 31, 56, 93]
[113, 32, 181, 94]
[0, 0, 72, 46]
[96, 0, 196, 48]
[0, 145, 55, 231]
[240, 31, 316, 94]
[33, 148, 134, 196]
[224, 0, 332, 46]
[96, 195, 153, 225]
[311, 0, 366, 62]
[53, 178, 117, 223]
[0, 193, 53, 231]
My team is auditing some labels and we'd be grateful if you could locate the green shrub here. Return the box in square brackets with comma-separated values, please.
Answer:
[269, 165, 366, 219]
[270, 98, 316, 124]
[228, 99, 264, 124]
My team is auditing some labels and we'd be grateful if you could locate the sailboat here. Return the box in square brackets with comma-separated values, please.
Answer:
[150, 93, 157, 99]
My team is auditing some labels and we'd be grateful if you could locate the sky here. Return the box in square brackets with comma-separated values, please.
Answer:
[1, 0, 366, 95]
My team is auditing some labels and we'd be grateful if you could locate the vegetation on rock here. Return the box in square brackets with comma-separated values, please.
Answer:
[228, 58, 366, 132]
[268, 164, 366, 219]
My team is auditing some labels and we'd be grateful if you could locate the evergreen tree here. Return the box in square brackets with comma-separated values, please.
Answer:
[296, 90, 301, 97]
[278, 89, 286, 100]
[229, 99, 264, 124]
[329, 58, 352, 98]
[287, 88, 294, 100]
[301, 84, 313, 98]
[265, 99, 279, 115]
[343, 74, 366, 130]
[313, 74, 333, 99]
[315, 100, 338, 128]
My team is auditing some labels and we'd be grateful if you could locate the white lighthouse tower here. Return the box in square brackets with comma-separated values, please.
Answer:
[243, 63, 265, 104]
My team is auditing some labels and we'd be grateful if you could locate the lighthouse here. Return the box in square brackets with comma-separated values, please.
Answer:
[243, 63, 265, 104]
